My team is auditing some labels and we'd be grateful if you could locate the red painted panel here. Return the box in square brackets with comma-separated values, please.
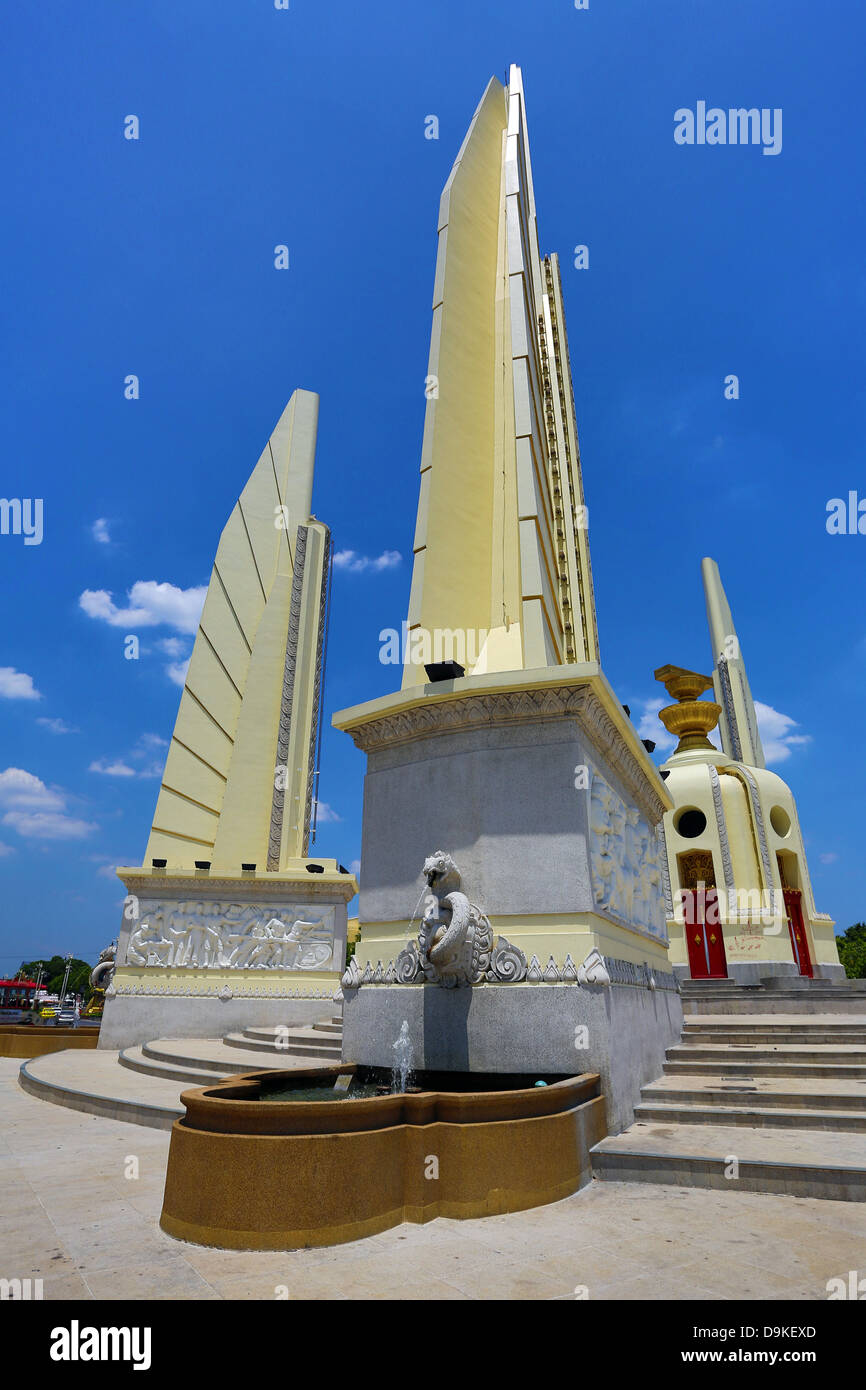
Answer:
[682, 889, 728, 980]
[784, 889, 813, 978]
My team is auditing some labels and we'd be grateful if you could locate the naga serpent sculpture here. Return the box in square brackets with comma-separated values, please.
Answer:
[417, 851, 493, 987]
[89, 943, 117, 992]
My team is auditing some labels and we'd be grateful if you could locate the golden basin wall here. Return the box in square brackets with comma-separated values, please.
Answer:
[160, 1071, 606, 1250]
[0, 1026, 99, 1059]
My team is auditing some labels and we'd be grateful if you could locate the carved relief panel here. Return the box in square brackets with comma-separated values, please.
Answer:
[123, 901, 336, 971]
[588, 768, 666, 939]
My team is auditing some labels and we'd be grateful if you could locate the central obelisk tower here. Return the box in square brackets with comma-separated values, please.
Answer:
[404, 66, 598, 683]
[333, 67, 679, 1133]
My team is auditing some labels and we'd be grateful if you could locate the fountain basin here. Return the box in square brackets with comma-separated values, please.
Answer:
[159, 1065, 606, 1249]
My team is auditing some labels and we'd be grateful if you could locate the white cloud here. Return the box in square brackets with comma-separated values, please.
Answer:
[36, 717, 78, 735]
[79, 580, 207, 634]
[0, 768, 65, 812]
[89, 759, 137, 778]
[819, 852, 838, 865]
[636, 698, 676, 753]
[333, 549, 401, 574]
[4, 811, 96, 840]
[313, 802, 342, 823]
[755, 702, 811, 765]
[89, 853, 130, 879]
[0, 768, 96, 841]
[167, 659, 191, 687]
[157, 637, 187, 658]
[0, 842, 15, 857]
[131, 733, 166, 779]
[154, 638, 193, 686]
[89, 735, 167, 781]
[0, 667, 41, 701]
[92, 518, 111, 545]
[350, 859, 361, 877]
[133, 733, 167, 754]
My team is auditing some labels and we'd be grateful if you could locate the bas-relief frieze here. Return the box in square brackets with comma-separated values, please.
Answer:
[123, 900, 336, 971]
[588, 768, 666, 939]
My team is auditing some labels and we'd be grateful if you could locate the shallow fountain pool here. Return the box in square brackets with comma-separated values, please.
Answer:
[161, 1063, 606, 1249]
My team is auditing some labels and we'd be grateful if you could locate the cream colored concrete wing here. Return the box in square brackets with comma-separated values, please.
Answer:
[145, 389, 329, 871]
[702, 556, 765, 768]
[403, 64, 599, 687]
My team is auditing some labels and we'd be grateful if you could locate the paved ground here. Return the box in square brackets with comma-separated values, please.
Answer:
[3, 1059, 865, 1300]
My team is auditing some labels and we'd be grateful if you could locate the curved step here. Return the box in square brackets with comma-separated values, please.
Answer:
[142, 1038, 292, 1073]
[238, 1019, 343, 1044]
[18, 1052, 182, 1130]
[223, 1028, 341, 1058]
[119, 1045, 230, 1085]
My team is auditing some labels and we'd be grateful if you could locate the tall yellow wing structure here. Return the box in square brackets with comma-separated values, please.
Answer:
[404, 64, 598, 686]
[144, 389, 331, 872]
[702, 556, 765, 769]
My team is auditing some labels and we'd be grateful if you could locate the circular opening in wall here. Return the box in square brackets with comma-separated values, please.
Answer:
[770, 805, 791, 838]
[674, 807, 707, 840]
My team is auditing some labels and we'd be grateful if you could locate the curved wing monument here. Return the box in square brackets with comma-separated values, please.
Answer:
[101, 390, 356, 1048]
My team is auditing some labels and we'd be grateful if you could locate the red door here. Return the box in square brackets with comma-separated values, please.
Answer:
[783, 889, 813, 978]
[683, 889, 728, 979]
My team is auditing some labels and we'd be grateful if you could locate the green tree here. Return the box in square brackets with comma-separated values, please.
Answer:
[19, 956, 95, 1000]
[836, 924, 866, 980]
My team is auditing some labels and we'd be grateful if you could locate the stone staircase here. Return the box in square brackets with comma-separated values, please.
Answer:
[679, 976, 866, 1015]
[591, 1012, 866, 1200]
[120, 1015, 343, 1084]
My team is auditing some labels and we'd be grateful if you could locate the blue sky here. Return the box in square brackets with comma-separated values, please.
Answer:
[1, 0, 863, 970]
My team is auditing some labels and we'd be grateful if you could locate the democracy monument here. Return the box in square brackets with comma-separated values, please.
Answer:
[20, 65, 862, 1252]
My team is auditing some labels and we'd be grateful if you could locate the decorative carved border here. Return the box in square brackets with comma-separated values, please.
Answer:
[111, 980, 336, 1000]
[303, 527, 331, 855]
[657, 821, 674, 916]
[716, 658, 742, 761]
[118, 874, 355, 903]
[268, 525, 308, 870]
[344, 951, 679, 994]
[737, 764, 773, 889]
[344, 685, 668, 824]
[708, 764, 735, 896]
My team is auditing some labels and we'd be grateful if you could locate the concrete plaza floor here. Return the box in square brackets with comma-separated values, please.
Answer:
[1, 1058, 864, 1301]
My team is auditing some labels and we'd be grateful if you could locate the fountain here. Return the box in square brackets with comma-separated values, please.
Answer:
[159, 1062, 603, 1250]
[158, 854, 607, 1251]
[391, 1020, 414, 1093]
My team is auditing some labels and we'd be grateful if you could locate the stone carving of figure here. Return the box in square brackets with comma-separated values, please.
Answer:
[127, 920, 174, 967]
[171, 901, 223, 968]
[589, 770, 664, 935]
[225, 918, 272, 969]
[292, 919, 333, 970]
[252, 918, 294, 969]
[130, 901, 336, 972]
